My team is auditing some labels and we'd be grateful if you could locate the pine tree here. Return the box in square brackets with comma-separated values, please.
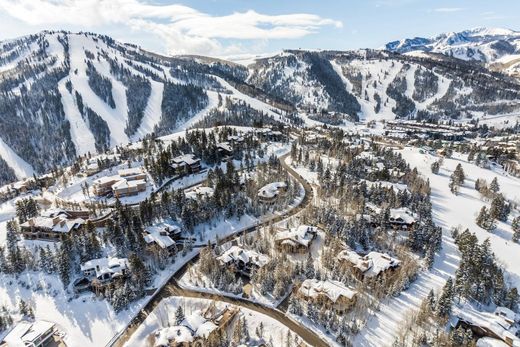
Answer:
[489, 177, 500, 194]
[436, 277, 454, 318]
[175, 306, 185, 325]
[430, 161, 440, 174]
[512, 217, 520, 243]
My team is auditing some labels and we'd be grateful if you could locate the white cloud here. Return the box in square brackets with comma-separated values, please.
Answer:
[0, 0, 342, 56]
[433, 7, 464, 13]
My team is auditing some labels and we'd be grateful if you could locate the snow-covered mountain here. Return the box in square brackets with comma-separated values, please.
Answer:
[247, 49, 520, 123]
[0, 30, 520, 186]
[0, 31, 281, 183]
[385, 27, 520, 76]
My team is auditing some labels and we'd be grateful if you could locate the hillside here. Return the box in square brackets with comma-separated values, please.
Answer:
[0, 30, 519, 185]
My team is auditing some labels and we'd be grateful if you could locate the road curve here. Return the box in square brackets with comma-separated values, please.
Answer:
[110, 152, 325, 347]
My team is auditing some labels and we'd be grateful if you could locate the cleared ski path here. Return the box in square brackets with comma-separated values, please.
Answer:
[111, 152, 328, 347]
[355, 148, 461, 346]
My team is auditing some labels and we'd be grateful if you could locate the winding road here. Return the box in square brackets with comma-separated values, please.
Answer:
[110, 152, 329, 347]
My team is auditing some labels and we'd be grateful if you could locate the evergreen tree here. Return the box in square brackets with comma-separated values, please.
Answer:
[512, 217, 520, 243]
[175, 306, 185, 325]
[436, 277, 454, 318]
[489, 177, 500, 194]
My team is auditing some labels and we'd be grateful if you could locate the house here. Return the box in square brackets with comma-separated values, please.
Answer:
[80, 257, 128, 293]
[1, 320, 55, 347]
[389, 207, 417, 230]
[274, 225, 318, 253]
[92, 167, 147, 197]
[111, 178, 147, 198]
[152, 305, 239, 347]
[338, 250, 401, 279]
[172, 154, 202, 175]
[297, 279, 357, 314]
[143, 225, 178, 256]
[92, 176, 121, 196]
[185, 186, 215, 201]
[451, 304, 520, 347]
[216, 245, 269, 277]
[258, 181, 287, 204]
[20, 214, 86, 241]
[255, 128, 284, 142]
[216, 142, 233, 157]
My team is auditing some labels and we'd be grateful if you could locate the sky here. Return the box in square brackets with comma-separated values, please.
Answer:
[0, 0, 519, 60]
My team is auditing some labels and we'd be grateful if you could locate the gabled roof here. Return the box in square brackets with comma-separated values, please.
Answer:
[299, 279, 357, 302]
[3, 320, 55, 346]
[80, 257, 128, 278]
[275, 225, 318, 248]
[217, 246, 269, 268]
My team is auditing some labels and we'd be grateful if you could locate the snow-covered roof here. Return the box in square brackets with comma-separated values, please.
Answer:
[80, 257, 128, 278]
[154, 326, 194, 346]
[258, 181, 287, 199]
[3, 320, 55, 346]
[93, 175, 120, 186]
[144, 226, 175, 249]
[217, 246, 269, 268]
[111, 179, 146, 190]
[495, 306, 518, 322]
[337, 250, 372, 272]
[338, 250, 400, 277]
[299, 279, 357, 303]
[275, 225, 318, 248]
[153, 309, 220, 346]
[452, 303, 520, 346]
[389, 207, 416, 224]
[476, 337, 509, 347]
[185, 186, 214, 200]
[118, 167, 145, 178]
[21, 215, 85, 234]
[364, 252, 401, 277]
[172, 154, 200, 166]
[217, 142, 233, 153]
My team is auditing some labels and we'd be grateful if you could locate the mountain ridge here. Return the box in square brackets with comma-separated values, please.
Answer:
[0, 29, 519, 185]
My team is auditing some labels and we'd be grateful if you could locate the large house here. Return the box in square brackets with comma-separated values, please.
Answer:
[172, 154, 202, 175]
[79, 257, 128, 294]
[297, 279, 357, 314]
[274, 225, 318, 253]
[451, 304, 520, 347]
[1, 320, 56, 347]
[337, 250, 401, 279]
[92, 167, 147, 197]
[152, 304, 239, 347]
[388, 207, 417, 230]
[258, 181, 287, 204]
[216, 245, 269, 277]
[20, 211, 86, 241]
[143, 224, 180, 256]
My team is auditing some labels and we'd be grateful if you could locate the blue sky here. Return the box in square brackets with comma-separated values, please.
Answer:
[0, 0, 519, 58]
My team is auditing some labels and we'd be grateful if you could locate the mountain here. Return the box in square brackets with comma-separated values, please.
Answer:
[0, 30, 519, 185]
[384, 27, 520, 76]
[0, 30, 287, 184]
[247, 49, 520, 123]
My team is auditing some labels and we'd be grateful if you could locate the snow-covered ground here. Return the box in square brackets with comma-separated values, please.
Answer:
[356, 146, 520, 346]
[0, 249, 198, 347]
[123, 297, 303, 347]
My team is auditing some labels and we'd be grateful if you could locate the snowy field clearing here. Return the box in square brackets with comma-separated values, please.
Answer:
[355, 146, 520, 346]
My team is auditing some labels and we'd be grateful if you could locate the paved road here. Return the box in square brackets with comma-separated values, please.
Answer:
[110, 152, 326, 347]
